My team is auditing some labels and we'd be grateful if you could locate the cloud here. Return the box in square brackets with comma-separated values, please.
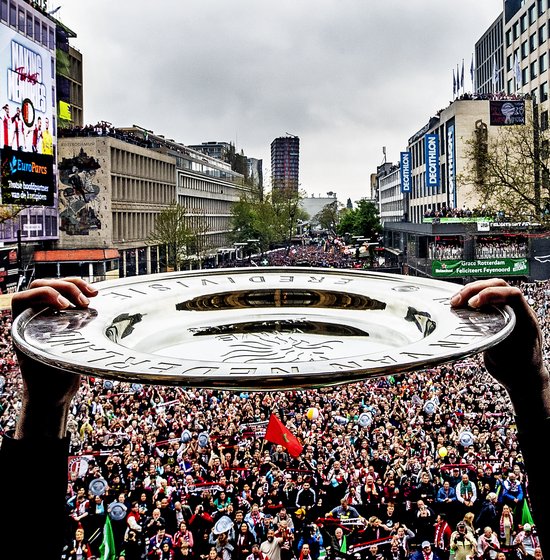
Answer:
[59, 0, 502, 200]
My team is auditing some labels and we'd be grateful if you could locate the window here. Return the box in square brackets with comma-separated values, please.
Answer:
[540, 52, 547, 73]
[541, 110, 548, 130]
[49, 28, 54, 50]
[17, 7, 24, 32]
[539, 0, 546, 16]
[530, 32, 537, 51]
[522, 67, 529, 84]
[521, 14, 528, 32]
[528, 4, 536, 25]
[506, 29, 513, 47]
[9, 1, 16, 26]
[507, 54, 513, 71]
[539, 23, 547, 44]
[41, 23, 47, 47]
[531, 60, 538, 79]
[522, 40, 528, 58]
[508, 78, 514, 94]
[26, 12, 32, 37]
[541, 81, 549, 101]
[1, 0, 7, 22]
[34, 18, 40, 40]
[513, 22, 519, 40]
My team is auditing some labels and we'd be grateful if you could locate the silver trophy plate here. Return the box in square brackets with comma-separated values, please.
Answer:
[12, 268, 515, 390]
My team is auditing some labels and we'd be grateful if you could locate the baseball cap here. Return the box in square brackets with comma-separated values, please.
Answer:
[421, 541, 431, 548]
[523, 523, 532, 531]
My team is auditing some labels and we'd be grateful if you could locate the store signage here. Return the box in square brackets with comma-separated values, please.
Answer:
[425, 134, 440, 187]
[400, 151, 411, 193]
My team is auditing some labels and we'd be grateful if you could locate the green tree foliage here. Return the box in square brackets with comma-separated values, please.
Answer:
[461, 114, 550, 224]
[314, 200, 341, 231]
[271, 187, 309, 247]
[230, 189, 308, 251]
[148, 202, 191, 271]
[337, 199, 381, 239]
[0, 204, 25, 225]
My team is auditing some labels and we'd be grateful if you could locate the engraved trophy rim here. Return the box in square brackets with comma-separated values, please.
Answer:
[11, 268, 515, 390]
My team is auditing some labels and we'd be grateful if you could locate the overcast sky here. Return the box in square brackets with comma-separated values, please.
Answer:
[58, 0, 503, 204]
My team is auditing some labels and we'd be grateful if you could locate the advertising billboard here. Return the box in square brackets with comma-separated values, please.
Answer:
[400, 151, 411, 193]
[489, 100, 526, 126]
[425, 134, 440, 188]
[0, 24, 57, 242]
[446, 122, 456, 208]
[432, 258, 529, 277]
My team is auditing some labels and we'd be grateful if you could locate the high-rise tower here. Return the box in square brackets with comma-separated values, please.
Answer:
[271, 135, 299, 191]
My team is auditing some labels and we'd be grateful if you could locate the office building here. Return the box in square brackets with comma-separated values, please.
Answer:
[377, 163, 407, 225]
[271, 135, 299, 191]
[475, 14, 505, 94]
[40, 126, 254, 280]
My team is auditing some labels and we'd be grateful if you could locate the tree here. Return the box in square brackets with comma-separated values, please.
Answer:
[315, 200, 341, 231]
[148, 202, 191, 271]
[337, 199, 381, 239]
[230, 189, 308, 253]
[270, 187, 309, 249]
[184, 210, 212, 268]
[0, 204, 25, 225]
[461, 112, 550, 224]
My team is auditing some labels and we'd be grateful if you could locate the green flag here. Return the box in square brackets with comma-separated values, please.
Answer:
[521, 500, 534, 526]
[99, 515, 116, 560]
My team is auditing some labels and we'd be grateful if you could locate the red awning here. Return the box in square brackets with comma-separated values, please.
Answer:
[33, 249, 120, 263]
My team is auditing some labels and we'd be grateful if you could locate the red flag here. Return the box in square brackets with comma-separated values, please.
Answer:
[265, 414, 303, 458]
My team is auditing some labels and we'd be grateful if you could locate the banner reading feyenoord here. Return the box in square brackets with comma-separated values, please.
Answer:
[432, 258, 529, 277]
[0, 27, 55, 206]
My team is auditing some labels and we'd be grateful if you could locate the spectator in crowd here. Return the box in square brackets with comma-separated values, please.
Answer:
[1, 276, 550, 560]
[449, 522, 477, 560]
[476, 526, 500, 560]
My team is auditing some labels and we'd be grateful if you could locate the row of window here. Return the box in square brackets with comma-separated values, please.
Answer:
[111, 175, 176, 205]
[0, 0, 55, 50]
[379, 185, 402, 200]
[111, 147, 175, 182]
[113, 211, 156, 243]
[0, 209, 57, 240]
[506, 0, 547, 46]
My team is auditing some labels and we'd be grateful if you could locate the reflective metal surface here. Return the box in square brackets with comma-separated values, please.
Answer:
[12, 268, 515, 390]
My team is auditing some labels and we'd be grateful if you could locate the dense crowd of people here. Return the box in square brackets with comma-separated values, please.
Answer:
[0, 264, 548, 560]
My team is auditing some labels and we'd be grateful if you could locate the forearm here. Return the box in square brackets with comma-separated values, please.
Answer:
[514, 414, 550, 558]
[15, 396, 71, 439]
[506, 364, 550, 420]
[0, 434, 69, 558]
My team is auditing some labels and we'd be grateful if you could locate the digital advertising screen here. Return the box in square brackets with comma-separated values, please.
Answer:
[0, 23, 57, 241]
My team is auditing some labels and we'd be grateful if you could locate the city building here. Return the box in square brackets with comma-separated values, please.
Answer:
[188, 140, 263, 191]
[381, 96, 549, 281]
[55, 23, 83, 127]
[376, 162, 407, 225]
[475, 13, 504, 94]
[0, 0, 60, 292]
[41, 126, 254, 280]
[271, 135, 299, 191]
[300, 193, 338, 230]
[502, 0, 549, 116]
